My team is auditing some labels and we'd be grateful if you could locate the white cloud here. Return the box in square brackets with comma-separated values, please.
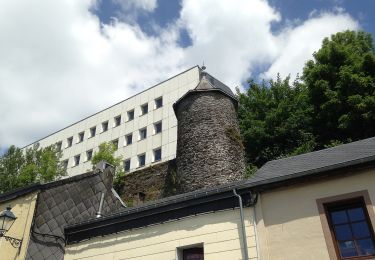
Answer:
[114, 0, 157, 12]
[0, 0, 360, 147]
[0, 0, 183, 147]
[262, 12, 359, 79]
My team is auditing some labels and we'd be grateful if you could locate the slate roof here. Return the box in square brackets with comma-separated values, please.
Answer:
[65, 137, 375, 244]
[173, 70, 237, 111]
[249, 136, 375, 185]
[25, 168, 124, 260]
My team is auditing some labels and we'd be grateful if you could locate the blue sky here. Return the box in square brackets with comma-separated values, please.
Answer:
[0, 0, 373, 150]
[95, 0, 375, 46]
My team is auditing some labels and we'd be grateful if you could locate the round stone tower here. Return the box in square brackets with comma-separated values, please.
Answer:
[173, 70, 246, 193]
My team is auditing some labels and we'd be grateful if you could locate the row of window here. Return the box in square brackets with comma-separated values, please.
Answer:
[55, 97, 163, 150]
[63, 147, 162, 171]
[123, 147, 162, 172]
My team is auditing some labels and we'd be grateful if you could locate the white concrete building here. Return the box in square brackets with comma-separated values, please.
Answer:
[24, 66, 201, 176]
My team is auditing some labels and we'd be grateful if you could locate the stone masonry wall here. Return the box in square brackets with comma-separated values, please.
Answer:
[175, 91, 246, 193]
[118, 160, 177, 206]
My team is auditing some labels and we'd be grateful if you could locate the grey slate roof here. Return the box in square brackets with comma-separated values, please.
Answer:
[173, 71, 237, 111]
[64, 137, 375, 243]
[25, 168, 124, 260]
[249, 136, 375, 185]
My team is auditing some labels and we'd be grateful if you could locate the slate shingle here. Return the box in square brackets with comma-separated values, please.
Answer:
[25, 169, 124, 260]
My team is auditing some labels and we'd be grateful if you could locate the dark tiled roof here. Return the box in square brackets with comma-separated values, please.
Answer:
[0, 183, 41, 202]
[251, 137, 375, 185]
[173, 71, 237, 112]
[200, 72, 236, 99]
[65, 137, 375, 244]
[25, 169, 124, 260]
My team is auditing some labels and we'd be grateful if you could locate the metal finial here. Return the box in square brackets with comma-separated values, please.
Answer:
[202, 61, 206, 71]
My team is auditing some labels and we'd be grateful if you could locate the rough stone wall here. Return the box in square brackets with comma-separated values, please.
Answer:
[175, 91, 246, 193]
[118, 160, 177, 206]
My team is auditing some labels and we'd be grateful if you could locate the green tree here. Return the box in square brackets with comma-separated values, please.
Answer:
[303, 30, 375, 147]
[91, 142, 124, 191]
[238, 75, 314, 168]
[0, 144, 65, 193]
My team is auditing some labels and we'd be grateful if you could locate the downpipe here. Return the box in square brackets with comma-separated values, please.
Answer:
[233, 189, 249, 260]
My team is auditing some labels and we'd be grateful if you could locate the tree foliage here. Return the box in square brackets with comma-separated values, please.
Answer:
[303, 30, 375, 147]
[239, 30, 375, 171]
[238, 75, 314, 168]
[0, 144, 65, 193]
[91, 142, 124, 191]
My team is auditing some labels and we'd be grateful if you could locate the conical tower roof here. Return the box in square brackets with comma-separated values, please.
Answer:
[173, 69, 237, 113]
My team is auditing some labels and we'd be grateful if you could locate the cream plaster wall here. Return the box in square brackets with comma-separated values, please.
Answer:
[24, 67, 200, 176]
[256, 168, 375, 260]
[65, 208, 259, 260]
[0, 192, 38, 260]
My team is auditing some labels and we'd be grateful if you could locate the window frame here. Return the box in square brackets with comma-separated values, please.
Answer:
[74, 154, 80, 166]
[86, 149, 93, 161]
[112, 139, 119, 150]
[67, 137, 73, 148]
[78, 132, 84, 143]
[153, 147, 162, 162]
[139, 127, 147, 140]
[124, 159, 131, 172]
[176, 243, 204, 260]
[114, 115, 121, 127]
[138, 153, 146, 168]
[154, 96, 163, 109]
[140, 103, 148, 116]
[90, 126, 96, 138]
[154, 121, 162, 135]
[102, 121, 109, 132]
[317, 190, 375, 260]
[127, 109, 135, 121]
[125, 133, 133, 146]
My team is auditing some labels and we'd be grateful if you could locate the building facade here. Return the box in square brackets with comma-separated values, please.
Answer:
[24, 67, 201, 176]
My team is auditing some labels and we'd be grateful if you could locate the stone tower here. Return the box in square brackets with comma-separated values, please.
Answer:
[173, 69, 246, 193]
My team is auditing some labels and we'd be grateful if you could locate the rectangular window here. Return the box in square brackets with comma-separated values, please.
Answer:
[124, 159, 131, 172]
[177, 245, 204, 260]
[155, 96, 163, 109]
[326, 199, 375, 259]
[67, 137, 73, 148]
[56, 141, 62, 151]
[78, 132, 84, 143]
[62, 159, 69, 171]
[86, 150, 93, 161]
[138, 154, 146, 167]
[112, 139, 119, 150]
[127, 109, 134, 121]
[154, 121, 162, 134]
[317, 191, 375, 260]
[125, 133, 133, 146]
[90, 126, 96, 137]
[141, 103, 148, 115]
[74, 155, 80, 166]
[114, 115, 121, 127]
[153, 148, 161, 162]
[139, 128, 147, 140]
[102, 121, 109, 132]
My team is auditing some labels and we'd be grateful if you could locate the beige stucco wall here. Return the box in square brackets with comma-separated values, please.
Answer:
[0, 192, 38, 260]
[256, 168, 375, 260]
[65, 208, 259, 260]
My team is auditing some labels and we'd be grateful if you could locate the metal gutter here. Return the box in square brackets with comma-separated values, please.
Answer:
[233, 189, 249, 260]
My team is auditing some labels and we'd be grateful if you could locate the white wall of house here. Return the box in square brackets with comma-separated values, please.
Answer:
[65, 208, 258, 260]
[24, 66, 200, 176]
